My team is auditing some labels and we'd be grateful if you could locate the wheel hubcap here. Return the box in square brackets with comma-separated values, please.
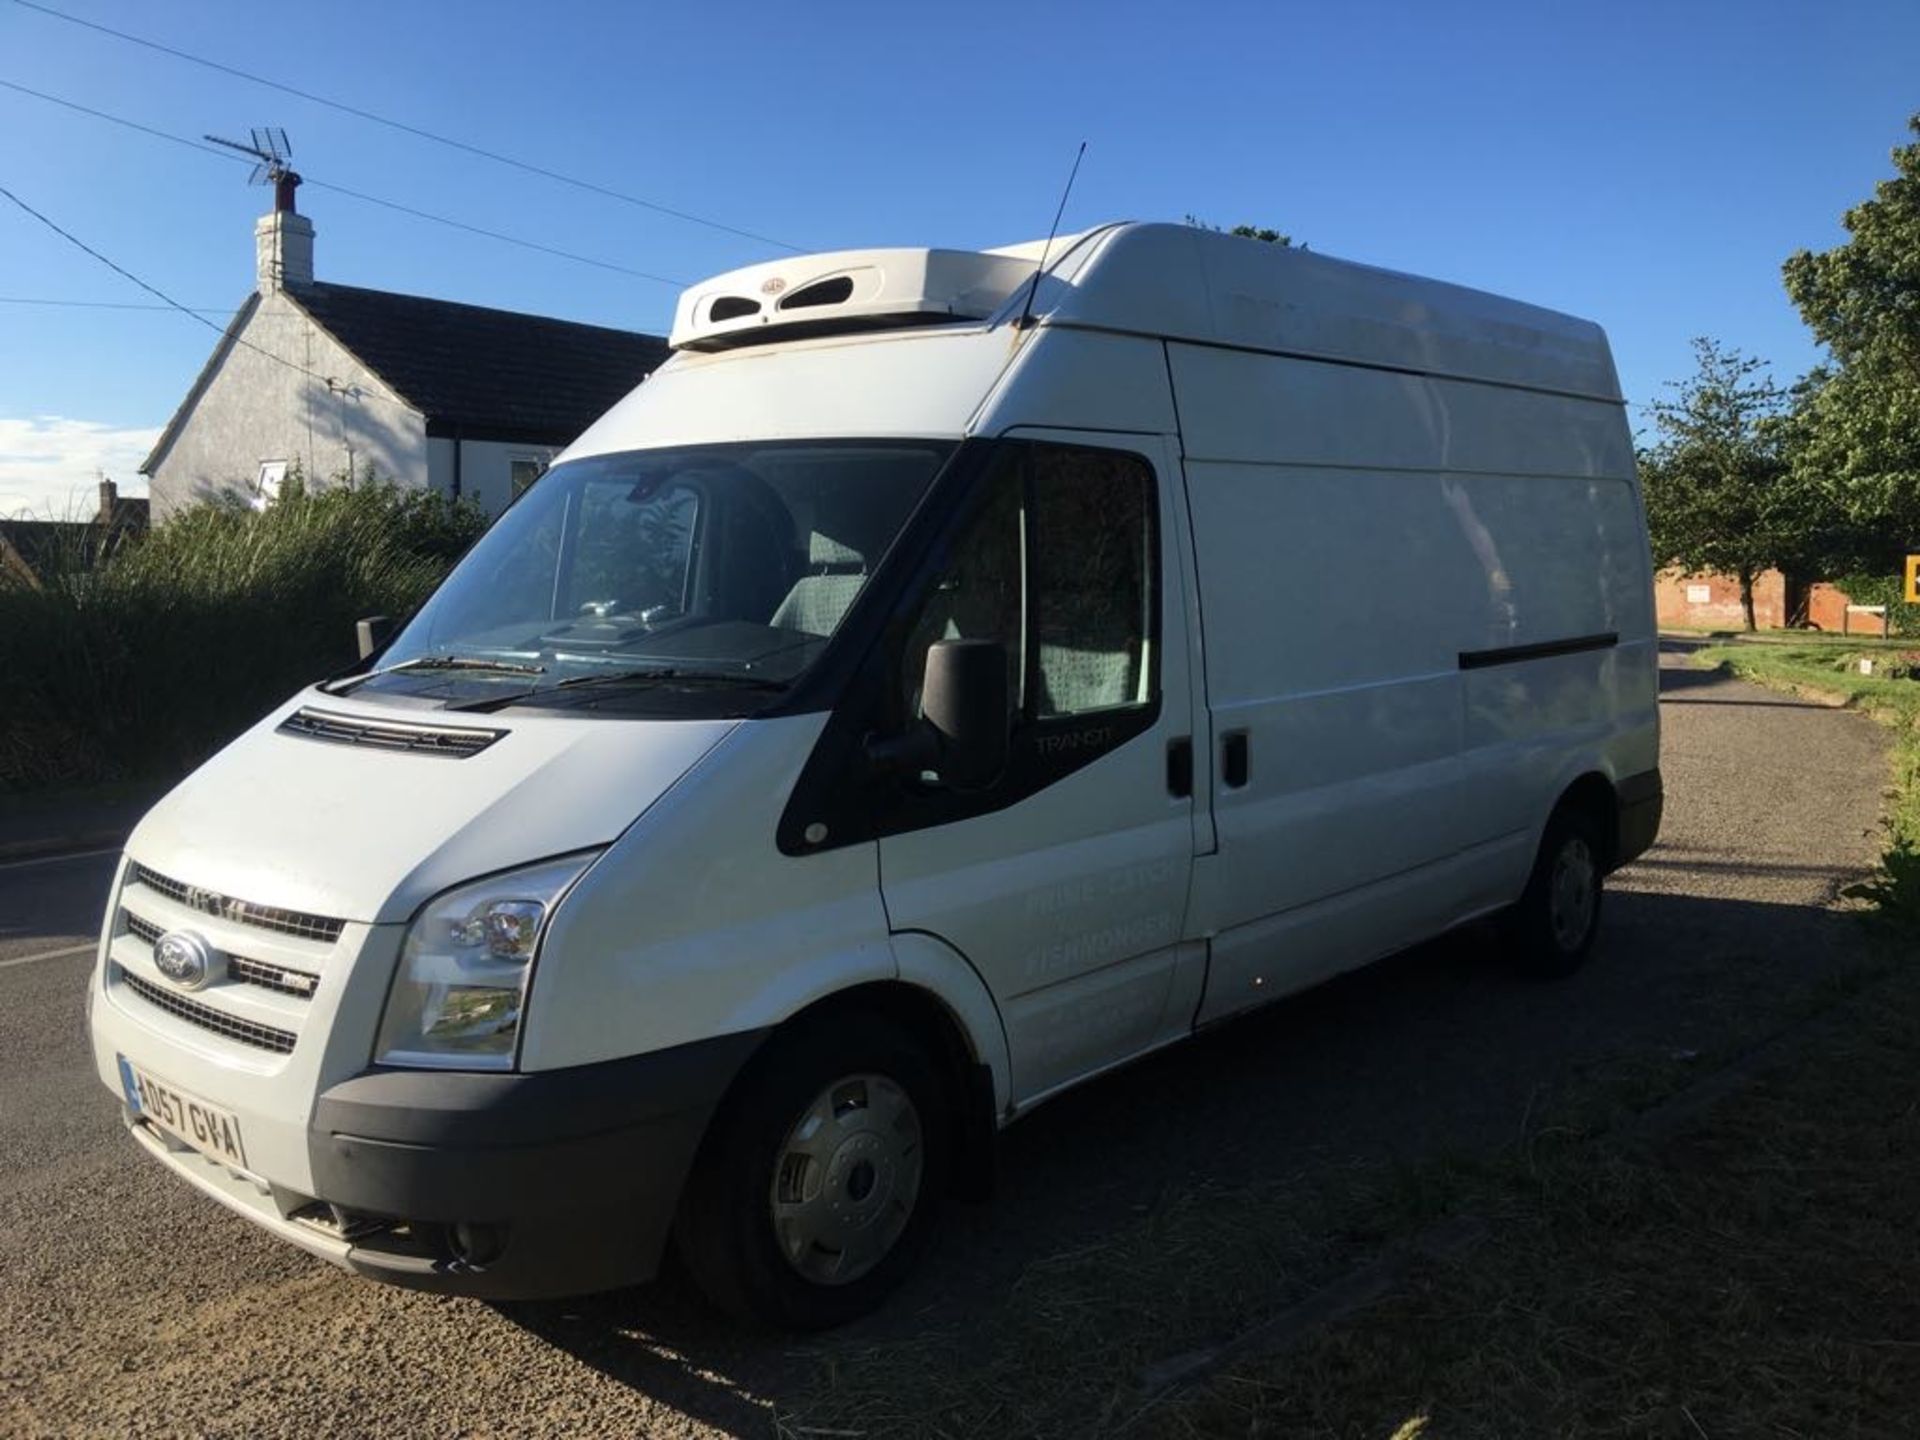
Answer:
[769, 1073, 923, 1286]
[1549, 836, 1597, 952]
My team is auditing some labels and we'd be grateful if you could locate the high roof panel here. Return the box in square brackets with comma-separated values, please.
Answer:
[1038, 224, 1621, 402]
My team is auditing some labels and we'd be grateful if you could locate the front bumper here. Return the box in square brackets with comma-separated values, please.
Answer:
[111, 1029, 766, 1301]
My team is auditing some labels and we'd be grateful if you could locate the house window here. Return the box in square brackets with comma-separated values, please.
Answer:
[510, 457, 548, 497]
[254, 460, 288, 511]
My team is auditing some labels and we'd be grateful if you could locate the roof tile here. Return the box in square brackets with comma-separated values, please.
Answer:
[290, 282, 669, 442]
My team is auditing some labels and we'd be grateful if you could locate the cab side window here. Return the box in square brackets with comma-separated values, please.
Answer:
[1030, 446, 1154, 717]
[900, 441, 1157, 724]
[899, 455, 1025, 717]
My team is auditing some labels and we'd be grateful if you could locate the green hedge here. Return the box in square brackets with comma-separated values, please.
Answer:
[0, 484, 487, 793]
[1835, 573, 1920, 637]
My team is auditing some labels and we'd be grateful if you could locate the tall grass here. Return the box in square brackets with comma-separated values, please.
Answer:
[0, 484, 487, 793]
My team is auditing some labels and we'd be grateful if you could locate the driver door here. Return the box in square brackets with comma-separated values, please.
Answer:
[875, 433, 1204, 1107]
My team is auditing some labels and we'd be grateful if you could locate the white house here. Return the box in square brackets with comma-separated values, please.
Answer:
[142, 193, 669, 519]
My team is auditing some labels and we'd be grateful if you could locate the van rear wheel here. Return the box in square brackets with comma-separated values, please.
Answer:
[674, 1010, 948, 1330]
[1504, 807, 1605, 977]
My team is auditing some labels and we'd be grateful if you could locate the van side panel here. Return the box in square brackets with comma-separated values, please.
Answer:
[1169, 343, 1634, 480]
[1181, 456, 1475, 913]
[1168, 342, 1651, 1021]
[973, 327, 1180, 437]
[1455, 475, 1658, 845]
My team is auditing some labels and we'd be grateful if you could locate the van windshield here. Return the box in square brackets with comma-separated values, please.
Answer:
[352, 440, 953, 712]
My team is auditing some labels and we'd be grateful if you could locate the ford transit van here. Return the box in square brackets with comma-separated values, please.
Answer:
[88, 223, 1660, 1328]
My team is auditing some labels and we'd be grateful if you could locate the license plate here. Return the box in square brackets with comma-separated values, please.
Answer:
[118, 1056, 249, 1171]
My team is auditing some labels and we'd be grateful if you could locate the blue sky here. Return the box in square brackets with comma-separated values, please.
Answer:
[2, 0, 1917, 516]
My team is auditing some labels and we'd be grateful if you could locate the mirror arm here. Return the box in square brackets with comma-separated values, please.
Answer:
[863, 723, 943, 780]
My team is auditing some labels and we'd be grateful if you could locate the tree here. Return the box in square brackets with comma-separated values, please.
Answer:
[1184, 215, 1295, 247]
[1229, 224, 1292, 245]
[1781, 114, 1920, 571]
[1641, 338, 1805, 631]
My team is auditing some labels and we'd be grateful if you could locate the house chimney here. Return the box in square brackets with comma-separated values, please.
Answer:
[256, 199, 314, 292]
[97, 476, 117, 525]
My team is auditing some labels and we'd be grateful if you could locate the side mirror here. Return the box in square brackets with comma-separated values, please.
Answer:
[923, 638, 1010, 788]
[355, 615, 394, 660]
[868, 638, 1011, 790]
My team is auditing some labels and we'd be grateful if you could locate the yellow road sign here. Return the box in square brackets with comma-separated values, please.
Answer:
[1907, 554, 1920, 605]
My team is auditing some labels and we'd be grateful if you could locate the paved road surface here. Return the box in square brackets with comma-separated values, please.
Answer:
[1, 650, 1892, 1437]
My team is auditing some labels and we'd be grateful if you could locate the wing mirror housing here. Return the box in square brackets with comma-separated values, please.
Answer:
[868, 638, 1010, 790]
[355, 615, 394, 660]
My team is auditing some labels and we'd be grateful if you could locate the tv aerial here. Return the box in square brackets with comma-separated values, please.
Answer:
[204, 128, 301, 211]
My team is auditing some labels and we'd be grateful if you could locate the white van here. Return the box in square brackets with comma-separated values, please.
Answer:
[87, 223, 1660, 1328]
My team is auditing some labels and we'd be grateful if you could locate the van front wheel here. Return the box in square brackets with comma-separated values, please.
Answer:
[674, 1011, 948, 1330]
[1505, 807, 1605, 977]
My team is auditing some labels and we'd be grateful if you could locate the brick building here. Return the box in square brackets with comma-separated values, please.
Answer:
[1653, 570, 1876, 632]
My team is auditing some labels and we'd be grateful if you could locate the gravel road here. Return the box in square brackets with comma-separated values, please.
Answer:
[0, 647, 1892, 1438]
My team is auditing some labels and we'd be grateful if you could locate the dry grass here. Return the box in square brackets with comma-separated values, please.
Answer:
[1146, 969, 1920, 1439]
[784, 1163, 1446, 1440]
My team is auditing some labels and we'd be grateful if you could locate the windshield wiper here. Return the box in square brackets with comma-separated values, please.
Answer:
[446, 667, 789, 714]
[552, 667, 789, 692]
[323, 654, 546, 696]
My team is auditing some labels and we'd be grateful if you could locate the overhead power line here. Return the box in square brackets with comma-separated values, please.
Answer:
[0, 180, 408, 407]
[0, 76, 240, 162]
[11, 0, 802, 253]
[304, 176, 687, 286]
[0, 295, 230, 313]
[0, 79, 688, 287]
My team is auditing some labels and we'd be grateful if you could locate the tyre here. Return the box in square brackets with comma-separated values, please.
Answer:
[673, 1009, 950, 1330]
[1504, 805, 1605, 977]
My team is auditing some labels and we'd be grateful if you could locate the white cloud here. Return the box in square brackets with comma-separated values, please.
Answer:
[0, 415, 160, 520]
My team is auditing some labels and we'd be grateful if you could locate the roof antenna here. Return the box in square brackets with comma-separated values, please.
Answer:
[1015, 141, 1087, 331]
[204, 128, 300, 212]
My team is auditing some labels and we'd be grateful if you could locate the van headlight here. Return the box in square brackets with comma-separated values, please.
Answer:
[375, 852, 599, 1070]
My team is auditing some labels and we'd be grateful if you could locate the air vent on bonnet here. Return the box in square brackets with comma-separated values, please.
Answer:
[277, 707, 503, 758]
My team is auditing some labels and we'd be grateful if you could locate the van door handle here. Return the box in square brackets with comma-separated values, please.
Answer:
[1166, 737, 1193, 798]
[1221, 730, 1250, 789]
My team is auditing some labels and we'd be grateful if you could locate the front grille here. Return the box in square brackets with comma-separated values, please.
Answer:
[278, 706, 503, 758]
[124, 911, 320, 999]
[118, 970, 297, 1054]
[128, 864, 343, 944]
[228, 955, 319, 999]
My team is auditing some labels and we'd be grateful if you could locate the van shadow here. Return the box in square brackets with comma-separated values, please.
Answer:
[1655, 655, 1844, 708]
[1657, 664, 1734, 693]
[496, 883, 1882, 1434]
[1657, 635, 1721, 655]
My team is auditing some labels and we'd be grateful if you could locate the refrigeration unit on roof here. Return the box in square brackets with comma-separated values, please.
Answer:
[669, 247, 1040, 352]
